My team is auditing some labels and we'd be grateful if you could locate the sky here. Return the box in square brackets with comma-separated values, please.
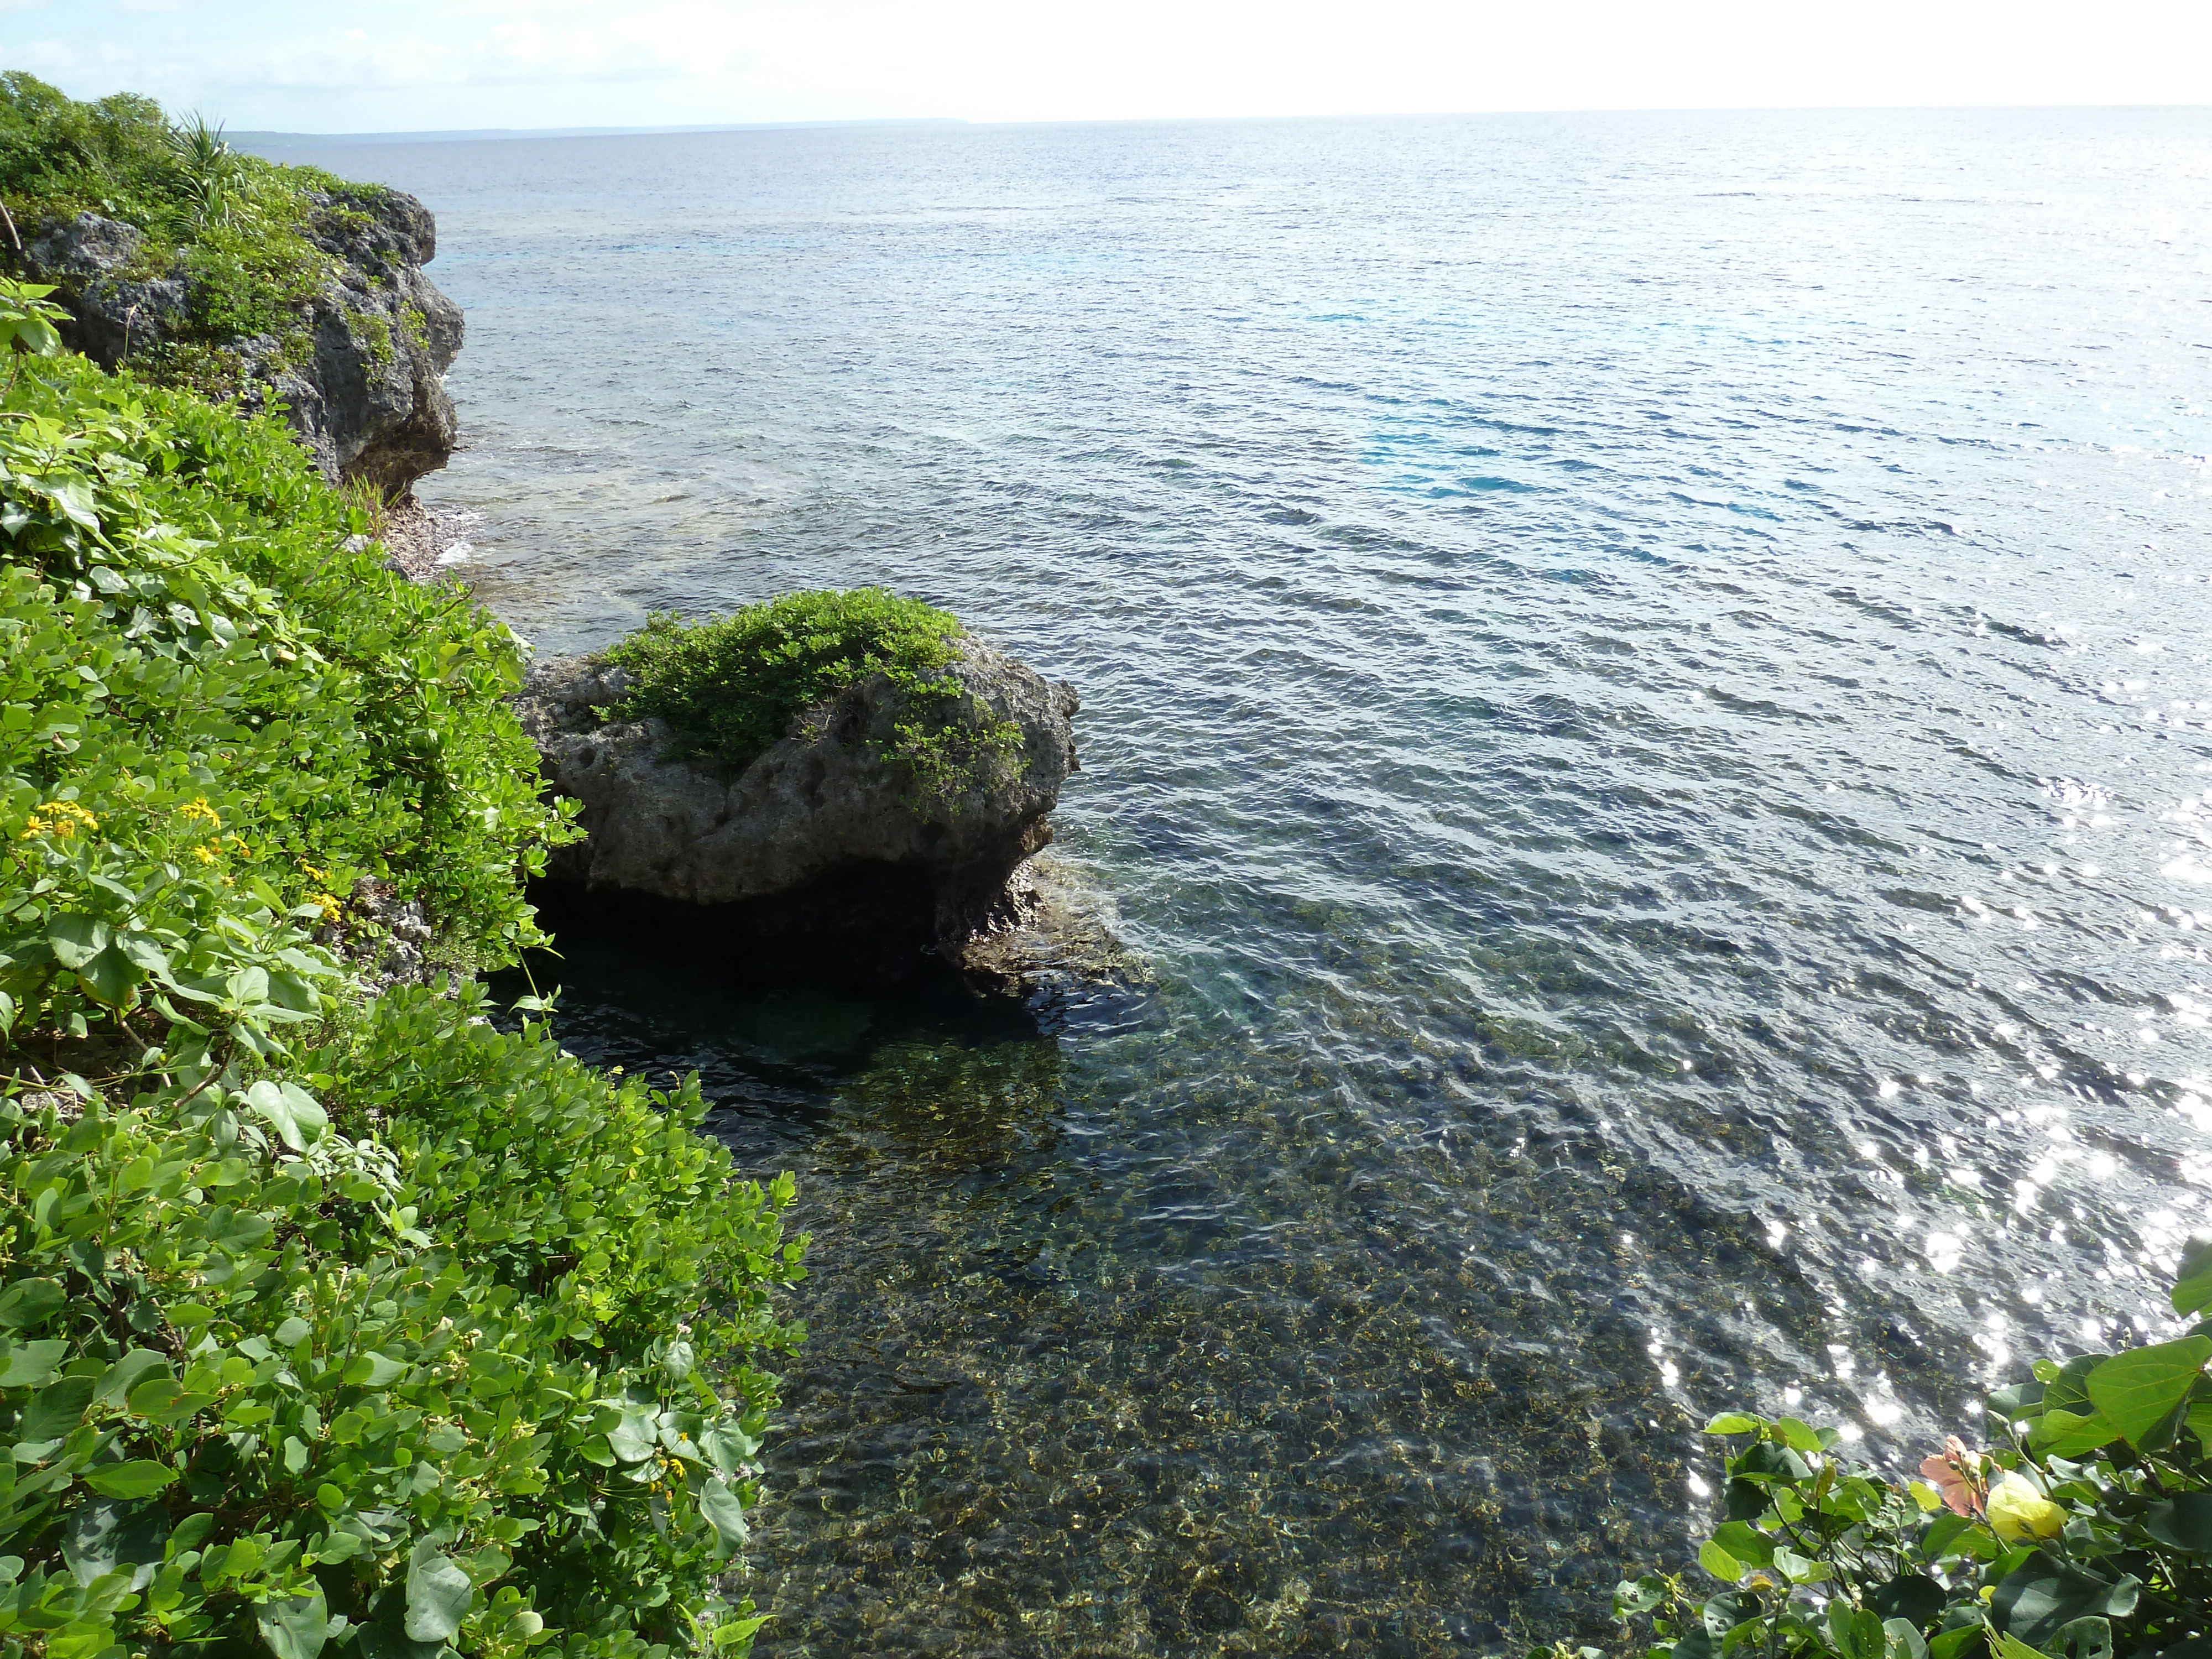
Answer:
[4, 0, 2210, 134]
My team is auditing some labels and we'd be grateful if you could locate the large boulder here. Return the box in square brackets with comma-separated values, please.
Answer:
[513, 634, 1082, 981]
[24, 186, 463, 498]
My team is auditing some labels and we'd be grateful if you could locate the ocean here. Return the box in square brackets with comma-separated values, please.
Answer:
[252, 108, 2212, 1656]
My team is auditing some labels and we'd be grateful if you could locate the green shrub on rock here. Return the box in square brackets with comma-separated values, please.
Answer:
[1601, 1246, 2212, 1659]
[0, 74, 374, 398]
[604, 588, 1021, 794]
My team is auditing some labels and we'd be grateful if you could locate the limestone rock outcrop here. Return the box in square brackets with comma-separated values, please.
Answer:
[23, 186, 463, 498]
[513, 635, 1081, 980]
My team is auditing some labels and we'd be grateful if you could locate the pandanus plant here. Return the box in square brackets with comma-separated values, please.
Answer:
[165, 111, 243, 229]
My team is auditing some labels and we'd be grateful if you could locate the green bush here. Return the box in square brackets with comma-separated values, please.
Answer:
[0, 345, 566, 1049]
[0, 983, 804, 1659]
[603, 588, 1020, 794]
[1603, 1248, 2212, 1659]
[0, 74, 377, 397]
[2, 308, 809, 1659]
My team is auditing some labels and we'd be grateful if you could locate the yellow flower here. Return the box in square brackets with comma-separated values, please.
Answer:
[177, 797, 222, 829]
[1987, 1472, 2065, 1543]
[313, 892, 343, 925]
[192, 844, 220, 864]
[21, 801, 98, 841]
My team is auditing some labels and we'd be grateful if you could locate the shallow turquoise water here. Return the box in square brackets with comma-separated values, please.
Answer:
[257, 109, 2212, 1656]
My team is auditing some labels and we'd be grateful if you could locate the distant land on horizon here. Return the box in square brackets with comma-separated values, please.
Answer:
[233, 117, 968, 147]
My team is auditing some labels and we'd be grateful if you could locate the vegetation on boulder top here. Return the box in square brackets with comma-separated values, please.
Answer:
[603, 588, 1023, 795]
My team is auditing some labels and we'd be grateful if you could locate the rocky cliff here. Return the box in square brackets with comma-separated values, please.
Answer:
[514, 635, 1082, 982]
[22, 185, 463, 498]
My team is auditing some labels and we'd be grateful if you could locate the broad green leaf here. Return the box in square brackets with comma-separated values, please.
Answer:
[1872, 1574, 1946, 1627]
[244, 1078, 327, 1151]
[1992, 1556, 2139, 1651]
[61, 1498, 169, 1590]
[258, 1589, 330, 1659]
[1776, 1417, 1825, 1455]
[1698, 1539, 1744, 1582]
[0, 1277, 65, 1331]
[44, 475, 99, 528]
[1709, 1521, 1775, 1568]
[1830, 1600, 1885, 1659]
[127, 1379, 219, 1428]
[1924, 1512, 1996, 1561]
[608, 1404, 659, 1463]
[404, 1540, 474, 1642]
[700, 1421, 761, 1472]
[357, 1592, 445, 1659]
[2086, 1339, 2212, 1448]
[311, 1530, 368, 1564]
[95, 1348, 170, 1407]
[2050, 1618, 2113, 1659]
[2030, 1408, 2119, 1459]
[1930, 1626, 1989, 1659]
[45, 912, 108, 970]
[2043, 1355, 2106, 1416]
[1704, 1413, 1760, 1435]
[1886, 1618, 1932, 1659]
[20, 1375, 95, 1442]
[82, 1460, 179, 1498]
[0, 1338, 66, 1387]
[2173, 1238, 2212, 1316]
[2144, 1493, 2212, 1554]
[1703, 1590, 1761, 1637]
[343, 1352, 408, 1387]
[1997, 1635, 2052, 1659]
[1615, 1576, 1669, 1617]
[1731, 1441, 1810, 1481]
[697, 1477, 750, 1557]
[1988, 1381, 2046, 1419]
[76, 943, 140, 1008]
[1772, 1545, 1829, 1584]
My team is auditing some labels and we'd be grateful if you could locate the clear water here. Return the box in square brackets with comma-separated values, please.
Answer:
[252, 110, 2212, 1656]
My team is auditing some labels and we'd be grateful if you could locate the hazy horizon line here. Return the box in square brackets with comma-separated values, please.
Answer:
[231, 101, 2212, 147]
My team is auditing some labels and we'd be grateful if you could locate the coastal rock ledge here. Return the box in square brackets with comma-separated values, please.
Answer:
[514, 635, 1082, 983]
[24, 187, 463, 498]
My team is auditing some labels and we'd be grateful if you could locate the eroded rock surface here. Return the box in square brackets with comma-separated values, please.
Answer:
[956, 849, 1152, 1016]
[24, 187, 463, 497]
[513, 635, 1081, 981]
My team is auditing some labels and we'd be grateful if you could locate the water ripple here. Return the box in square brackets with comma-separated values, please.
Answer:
[258, 106, 2212, 1657]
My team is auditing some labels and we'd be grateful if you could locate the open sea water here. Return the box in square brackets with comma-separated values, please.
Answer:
[253, 109, 2212, 1657]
